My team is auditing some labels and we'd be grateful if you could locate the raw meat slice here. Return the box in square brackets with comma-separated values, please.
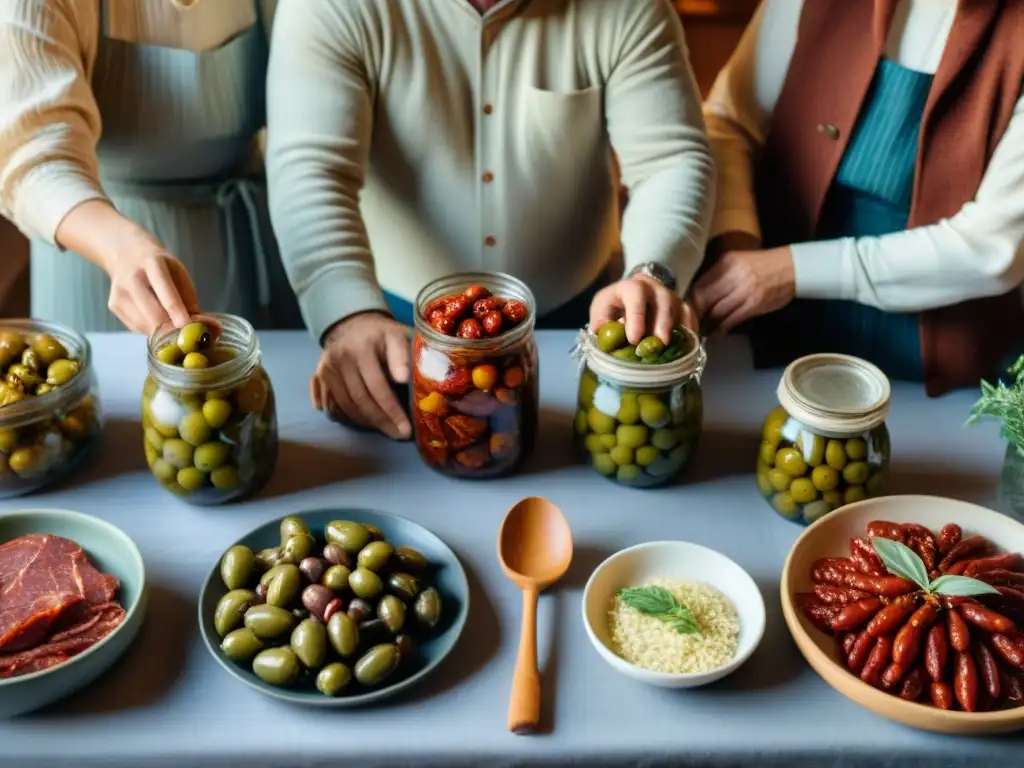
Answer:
[0, 534, 120, 652]
[0, 603, 126, 679]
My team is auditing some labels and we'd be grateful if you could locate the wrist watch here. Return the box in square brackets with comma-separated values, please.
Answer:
[626, 262, 677, 291]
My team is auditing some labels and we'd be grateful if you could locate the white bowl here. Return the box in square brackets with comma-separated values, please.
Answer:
[581, 541, 766, 688]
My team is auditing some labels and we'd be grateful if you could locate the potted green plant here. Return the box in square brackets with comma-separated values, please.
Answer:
[966, 355, 1024, 516]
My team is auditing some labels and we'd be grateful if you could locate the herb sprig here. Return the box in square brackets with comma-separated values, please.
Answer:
[966, 354, 1024, 453]
[617, 585, 702, 636]
[871, 537, 999, 597]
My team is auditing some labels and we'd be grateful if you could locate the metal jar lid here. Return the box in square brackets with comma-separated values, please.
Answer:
[776, 354, 891, 435]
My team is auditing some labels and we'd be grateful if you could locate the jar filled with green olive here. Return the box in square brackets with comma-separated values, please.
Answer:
[0, 320, 102, 498]
[143, 314, 277, 504]
[572, 321, 705, 488]
[757, 354, 892, 525]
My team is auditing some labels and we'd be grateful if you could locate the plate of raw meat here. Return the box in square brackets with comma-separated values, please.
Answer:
[0, 508, 146, 717]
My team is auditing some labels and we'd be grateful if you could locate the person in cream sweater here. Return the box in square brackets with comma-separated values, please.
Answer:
[0, 0, 300, 334]
[265, 0, 715, 440]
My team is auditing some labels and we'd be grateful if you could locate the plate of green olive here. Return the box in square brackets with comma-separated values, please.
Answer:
[198, 508, 469, 706]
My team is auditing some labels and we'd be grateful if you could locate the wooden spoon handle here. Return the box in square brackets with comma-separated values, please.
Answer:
[508, 587, 541, 734]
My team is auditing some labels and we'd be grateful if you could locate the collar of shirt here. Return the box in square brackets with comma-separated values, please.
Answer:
[465, 0, 503, 14]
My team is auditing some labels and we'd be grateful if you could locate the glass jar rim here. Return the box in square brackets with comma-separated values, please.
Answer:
[413, 272, 537, 352]
[575, 323, 706, 388]
[777, 353, 890, 434]
[0, 319, 94, 429]
[147, 313, 260, 391]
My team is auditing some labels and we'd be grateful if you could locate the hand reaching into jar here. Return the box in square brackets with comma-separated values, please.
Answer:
[313, 312, 412, 441]
[588, 273, 696, 346]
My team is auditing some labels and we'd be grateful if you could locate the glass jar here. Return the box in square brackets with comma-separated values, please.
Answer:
[572, 325, 705, 487]
[0, 320, 102, 498]
[758, 354, 892, 525]
[411, 273, 539, 479]
[143, 314, 278, 504]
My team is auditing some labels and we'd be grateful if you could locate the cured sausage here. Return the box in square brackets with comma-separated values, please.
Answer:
[946, 608, 971, 652]
[937, 536, 990, 573]
[847, 631, 876, 674]
[814, 585, 872, 605]
[831, 598, 883, 632]
[866, 595, 917, 638]
[860, 635, 893, 686]
[849, 537, 885, 575]
[924, 624, 949, 682]
[957, 603, 1015, 635]
[893, 603, 939, 667]
[938, 524, 961, 557]
[929, 681, 955, 710]
[973, 640, 1001, 700]
[954, 652, 979, 712]
[899, 666, 929, 702]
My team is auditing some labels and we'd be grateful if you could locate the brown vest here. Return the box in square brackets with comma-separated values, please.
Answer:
[755, 0, 1024, 397]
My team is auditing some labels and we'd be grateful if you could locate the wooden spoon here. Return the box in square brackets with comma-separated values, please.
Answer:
[497, 496, 573, 734]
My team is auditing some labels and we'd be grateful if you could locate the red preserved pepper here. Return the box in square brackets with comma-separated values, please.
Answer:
[860, 635, 893, 686]
[946, 608, 971, 652]
[938, 523, 962, 556]
[924, 624, 948, 682]
[814, 585, 872, 605]
[457, 318, 483, 339]
[899, 666, 929, 701]
[973, 639, 1001, 699]
[929, 681, 955, 710]
[473, 297, 505, 317]
[866, 521, 905, 543]
[954, 651, 979, 712]
[502, 299, 528, 324]
[937, 535, 990, 573]
[990, 633, 1024, 670]
[847, 630, 876, 673]
[463, 284, 491, 302]
[831, 598, 883, 632]
[892, 602, 939, 667]
[850, 537, 886, 575]
[956, 602, 1016, 634]
[866, 595, 918, 637]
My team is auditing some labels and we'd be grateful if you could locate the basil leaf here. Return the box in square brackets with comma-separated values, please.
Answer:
[928, 574, 1001, 597]
[870, 537, 930, 591]
[617, 586, 702, 636]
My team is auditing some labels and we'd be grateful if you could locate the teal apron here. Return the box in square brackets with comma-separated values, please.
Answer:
[29, 0, 301, 332]
[750, 59, 931, 381]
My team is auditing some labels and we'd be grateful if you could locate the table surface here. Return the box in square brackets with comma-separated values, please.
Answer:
[1, 330, 1020, 768]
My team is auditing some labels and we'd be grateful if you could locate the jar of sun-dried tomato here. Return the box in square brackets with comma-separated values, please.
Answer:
[411, 273, 538, 479]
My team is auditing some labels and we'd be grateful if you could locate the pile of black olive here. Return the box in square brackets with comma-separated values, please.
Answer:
[213, 516, 443, 696]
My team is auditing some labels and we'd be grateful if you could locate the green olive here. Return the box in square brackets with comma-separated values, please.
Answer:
[811, 465, 840, 492]
[845, 438, 868, 461]
[0, 381, 24, 406]
[635, 336, 665, 359]
[202, 398, 232, 429]
[178, 411, 212, 447]
[282, 534, 316, 564]
[825, 440, 847, 470]
[19, 347, 40, 373]
[387, 572, 421, 603]
[578, 372, 598, 409]
[220, 545, 255, 590]
[802, 500, 833, 524]
[592, 452, 617, 476]
[211, 465, 240, 490]
[193, 441, 231, 472]
[316, 662, 352, 696]
[758, 440, 776, 466]
[584, 434, 610, 455]
[176, 466, 206, 492]
[220, 627, 263, 663]
[354, 644, 401, 687]
[151, 458, 176, 483]
[616, 464, 643, 483]
[35, 382, 54, 396]
[823, 489, 844, 509]
[177, 322, 212, 355]
[573, 410, 589, 436]
[280, 515, 311, 542]
[609, 445, 634, 466]
[157, 343, 184, 365]
[775, 447, 807, 477]
[650, 428, 678, 451]
[32, 334, 67, 365]
[757, 468, 774, 495]
[635, 445, 660, 467]
[392, 546, 429, 575]
[587, 408, 616, 435]
[252, 647, 301, 687]
[349, 567, 383, 600]
[214, 589, 258, 637]
[612, 346, 639, 361]
[243, 604, 297, 640]
[799, 433, 826, 467]
[182, 352, 209, 369]
[616, 424, 649, 450]
[290, 617, 328, 670]
[378, 595, 406, 634]
[263, 564, 302, 607]
[357, 541, 394, 572]
[45, 359, 79, 386]
[326, 521, 372, 554]
[638, 395, 670, 428]
[843, 461, 870, 486]
[321, 564, 351, 592]
[145, 442, 158, 467]
[145, 427, 166, 452]
[768, 468, 792, 492]
[616, 393, 640, 425]
[235, 375, 269, 414]
[596, 321, 627, 353]
[844, 485, 867, 505]
[789, 477, 819, 504]
[8, 363, 42, 390]
[254, 546, 284, 571]
[866, 471, 887, 497]
[326, 612, 359, 657]
[0, 427, 17, 453]
[365, 524, 383, 540]
[772, 491, 798, 518]
[414, 587, 442, 629]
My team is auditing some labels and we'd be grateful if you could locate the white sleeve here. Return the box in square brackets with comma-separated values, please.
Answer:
[0, 0, 105, 243]
[792, 89, 1024, 312]
[701, 0, 803, 242]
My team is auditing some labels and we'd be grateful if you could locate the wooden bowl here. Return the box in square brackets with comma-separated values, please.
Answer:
[781, 494, 1024, 735]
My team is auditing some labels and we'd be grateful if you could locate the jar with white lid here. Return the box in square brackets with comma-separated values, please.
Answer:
[572, 324, 705, 487]
[757, 354, 892, 525]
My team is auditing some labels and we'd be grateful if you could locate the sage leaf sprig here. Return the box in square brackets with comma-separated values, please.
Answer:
[870, 537, 1000, 597]
[617, 585, 702, 636]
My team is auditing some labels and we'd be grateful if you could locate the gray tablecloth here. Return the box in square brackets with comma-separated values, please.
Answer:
[0, 331, 1019, 768]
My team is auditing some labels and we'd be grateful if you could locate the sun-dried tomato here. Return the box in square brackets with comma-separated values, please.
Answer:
[443, 414, 487, 450]
[434, 366, 472, 396]
[455, 444, 490, 469]
[443, 295, 472, 322]
[464, 285, 491, 302]
[473, 297, 505, 317]
[481, 311, 503, 336]
[489, 433, 517, 459]
[502, 299, 528, 324]
[458, 318, 483, 339]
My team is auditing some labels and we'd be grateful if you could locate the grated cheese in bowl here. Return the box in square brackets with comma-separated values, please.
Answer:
[607, 578, 740, 674]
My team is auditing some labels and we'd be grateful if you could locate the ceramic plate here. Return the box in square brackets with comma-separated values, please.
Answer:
[199, 507, 469, 707]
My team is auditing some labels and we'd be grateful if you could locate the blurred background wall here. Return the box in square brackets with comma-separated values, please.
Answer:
[0, 0, 753, 319]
